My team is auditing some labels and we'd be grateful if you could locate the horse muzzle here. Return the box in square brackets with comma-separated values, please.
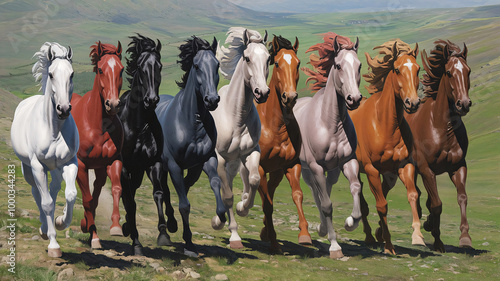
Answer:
[455, 98, 472, 116]
[204, 94, 220, 111]
[56, 104, 72, 119]
[254, 87, 270, 104]
[403, 97, 421, 114]
[345, 94, 362, 110]
[105, 99, 122, 115]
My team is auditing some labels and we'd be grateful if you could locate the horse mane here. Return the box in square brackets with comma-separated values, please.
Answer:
[363, 39, 412, 95]
[217, 27, 265, 80]
[268, 35, 294, 65]
[125, 34, 161, 88]
[32, 42, 69, 94]
[302, 32, 355, 92]
[176, 36, 215, 89]
[90, 42, 122, 73]
[421, 40, 464, 102]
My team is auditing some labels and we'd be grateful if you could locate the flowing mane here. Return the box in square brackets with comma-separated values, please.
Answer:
[302, 32, 355, 91]
[125, 34, 161, 87]
[268, 35, 294, 64]
[90, 42, 122, 73]
[32, 42, 70, 94]
[217, 27, 265, 80]
[422, 40, 464, 102]
[363, 39, 412, 95]
[176, 36, 216, 89]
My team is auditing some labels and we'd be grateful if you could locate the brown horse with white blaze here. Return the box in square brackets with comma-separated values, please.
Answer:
[405, 40, 472, 252]
[257, 35, 312, 252]
[350, 40, 422, 255]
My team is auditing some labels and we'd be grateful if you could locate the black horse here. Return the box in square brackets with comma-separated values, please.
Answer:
[155, 36, 226, 256]
[119, 34, 177, 255]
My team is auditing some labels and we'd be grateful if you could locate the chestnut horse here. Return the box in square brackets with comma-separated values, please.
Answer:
[71, 42, 124, 249]
[405, 40, 471, 252]
[257, 35, 312, 252]
[350, 40, 422, 255]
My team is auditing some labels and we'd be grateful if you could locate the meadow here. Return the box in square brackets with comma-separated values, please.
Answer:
[0, 1, 499, 280]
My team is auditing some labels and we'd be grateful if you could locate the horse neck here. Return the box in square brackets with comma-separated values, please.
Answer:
[125, 85, 153, 131]
[226, 63, 254, 125]
[377, 73, 405, 133]
[179, 71, 207, 120]
[87, 75, 105, 121]
[321, 73, 345, 125]
[261, 73, 287, 130]
[433, 76, 455, 125]
[43, 82, 66, 138]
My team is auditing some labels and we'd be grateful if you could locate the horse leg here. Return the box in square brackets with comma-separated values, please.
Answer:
[76, 159, 100, 248]
[263, 169, 284, 253]
[450, 165, 471, 248]
[120, 167, 144, 255]
[301, 165, 326, 237]
[54, 156, 78, 231]
[237, 148, 261, 216]
[398, 164, 425, 246]
[365, 163, 394, 255]
[285, 163, 312, 245]
[24, 163, 48, 240]
[419, 166, 443, 252]
[258, 167, 270, 241]
[30, 157, 61, 257]
[147, 161, 173, 247]
[342, 159, 362, 232]
[359, 173, 376, 245]
[376, 173, 397, 242]
[107, 160, 123, 236]
[203, 154, 227, 230]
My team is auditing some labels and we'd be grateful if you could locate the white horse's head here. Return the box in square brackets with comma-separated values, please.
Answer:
[33, 42, 74, 119]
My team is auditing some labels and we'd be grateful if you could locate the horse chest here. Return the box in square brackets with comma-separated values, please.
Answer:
[38, 132, 77, 170]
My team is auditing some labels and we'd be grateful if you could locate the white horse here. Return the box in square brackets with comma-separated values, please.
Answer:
[11, 42, 79, 258]
[211, 27, 270, 249]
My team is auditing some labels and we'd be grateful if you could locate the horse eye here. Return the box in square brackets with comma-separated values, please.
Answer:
[98, 68, 103, 74]
[244, 56, 250, 63]
[70, 72, 74, 79]
[336, 64, 341, 70]
[395, 68, 400, 74]
[446, 70, 452, 77]
[49, 72, 53, 79]
[358, 64, 362, 72]
[297, 62, 301, 69]
[275, 62, 279, 68]
[194, 64, 199, 70]
[120, 69, 124, 76]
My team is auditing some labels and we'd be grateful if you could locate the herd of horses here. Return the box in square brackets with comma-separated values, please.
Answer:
[10, 27, 472, 259]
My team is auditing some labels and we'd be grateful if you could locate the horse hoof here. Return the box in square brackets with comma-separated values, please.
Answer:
[133, 245, 144, 256]
[211, 216, 224, 230]
[330, 250, 344, 259]
[236, 202, 249, 217]
[39, 228, 48, 240]
[55, 216, 66, 231]
[157, 233, 173, 247]
[91, 238, 102, 249]
[230, 240, 244, 249]
[459, 235, 472, 248]
[435, 240, 446, 253]
[80, 219, 88, 233]
[47, 247, 62, 258]
[270, 243, 283, 254]
[110, 226, 123, 236]
[344, 216, 360, 232]
[298, 235, 312, 245]
[122, 222, 130, 237]
[184, 248, 199, 258]
[412, 234, 426, 246]
[384, 248, 396, 255]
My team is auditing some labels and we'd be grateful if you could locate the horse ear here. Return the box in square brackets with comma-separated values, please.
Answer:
[443, 43, 450, 61]
[263, 30, 268, 44]
[116, 41, 122, 57]
[353, 37, 359, 53]
[47, 45, 54, 61]
[243, 29, 250, 46]
[97, 41, 103, 56]
[211, 37, 217, 54]
[293, 37, 299, 53]
[333, 36, 340, 54]
[192, 37, 199, 53]
[67, 46, 73, 60]
[156, 39, 162, 53]
[462, 43, 468, 59]
[272, 36, 279, 53]
[392, 41, 399, 59]
[411, 42, 419, 58]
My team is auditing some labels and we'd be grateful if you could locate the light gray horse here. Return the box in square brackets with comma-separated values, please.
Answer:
[294, 33, 363, 258]
[212, 27, 270, 249]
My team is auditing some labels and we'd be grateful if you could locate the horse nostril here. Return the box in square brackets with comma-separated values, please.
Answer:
[216, 96, 220, 103]
[282, 93, 286, 99]
[106, 100, 110, 107]
[68, 105, 72, 111]
[347, 95, 353, 102]
[254, 88, 260, 95]
[456, 100, 462, 108]
[57, 105, 61, 111]
[405, 98, 411, 106]
[468, 100, 472, 108]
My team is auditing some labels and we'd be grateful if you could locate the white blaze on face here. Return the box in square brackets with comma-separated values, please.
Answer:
[283, 54, 292, 65]
[254, 47, 265, 55]
[344, 52, 354, 66]
[108, 57, 116, 75]
[404, 59, 414, 72]
[455, 60, 464, 73]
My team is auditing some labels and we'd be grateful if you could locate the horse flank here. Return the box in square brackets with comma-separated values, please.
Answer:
[363, 39, 413, 95]
[217, 27, 265, 80]
[301, 32, 354, 92]
[32, 42, 70, 94]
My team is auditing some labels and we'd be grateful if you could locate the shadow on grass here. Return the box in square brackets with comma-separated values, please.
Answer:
[428, 243, 489, 256]
[59, 251, 136, 270]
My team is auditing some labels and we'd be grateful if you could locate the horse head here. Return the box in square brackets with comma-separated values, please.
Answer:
[242, 29, 270, 104]
[391, 42, 421, 113]
[47, 44, 74, 119]
[91, 41, 124, 115]
[332, 36, 363, 110]
[270, 36, 300, 108]
[443, 43, 471, 116]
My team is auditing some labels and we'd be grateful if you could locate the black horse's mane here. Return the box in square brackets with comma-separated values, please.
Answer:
[176, 36, 216, 89]
[126, 34, 161, 88]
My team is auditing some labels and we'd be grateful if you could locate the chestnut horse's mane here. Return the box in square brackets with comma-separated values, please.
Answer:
[363, 39, 412, 95]
[302, 32, 355, 92]
[268, 35, 294, 65]
[422, 40, 464, 102]
[90, 42, 122, 73]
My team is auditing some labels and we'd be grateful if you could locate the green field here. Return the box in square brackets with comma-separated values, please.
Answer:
[0, 1, 499, 280]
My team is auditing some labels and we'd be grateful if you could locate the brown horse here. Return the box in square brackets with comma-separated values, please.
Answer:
[405, 40, 471, 252]
[71, 42, 124, 248]
[257, 35, 312, 252]
[350, 40, 422, 254]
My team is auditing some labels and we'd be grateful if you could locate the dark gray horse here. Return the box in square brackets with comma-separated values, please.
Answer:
[156, 36, 226, 257]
